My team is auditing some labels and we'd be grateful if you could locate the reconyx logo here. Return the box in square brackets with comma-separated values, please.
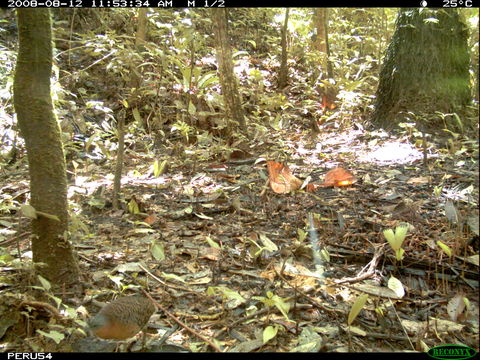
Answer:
[428, 345, 478, 360]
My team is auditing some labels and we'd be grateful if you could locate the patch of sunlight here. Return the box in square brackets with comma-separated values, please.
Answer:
[359, 141, 423, 165]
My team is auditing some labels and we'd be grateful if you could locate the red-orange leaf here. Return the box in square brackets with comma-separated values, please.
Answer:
[320, 167, 357, 188]
[267, 161, 303, 194]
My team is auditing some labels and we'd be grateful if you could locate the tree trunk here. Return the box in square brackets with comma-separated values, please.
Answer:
[211, 8, 247, 133]
[371, 8, 471, 133]
[130, 8, 148, 90]
[135, 8, 148, 48]
[313, 8, 333, 79]
[14, 9, 79, 287]
[278, 8, 290, 89]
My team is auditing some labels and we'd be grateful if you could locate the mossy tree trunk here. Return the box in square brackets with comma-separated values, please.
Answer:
[211, 8, 247, 133]
[371, 8, 471, 132]
[14, 9, 79, 287]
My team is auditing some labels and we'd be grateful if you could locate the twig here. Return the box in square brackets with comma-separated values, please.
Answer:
[274, 267, 345, 315]
[19, 300, 63, 320]
[0, 232, 30, 246]
[138, 264, 223, 352]
[335, 244, 385, 284]
[141, 290, 223, 353]
[137, 264, 216, 302]
[389, 298, 415, 350]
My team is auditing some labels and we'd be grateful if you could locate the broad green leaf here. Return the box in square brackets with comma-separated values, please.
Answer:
[153, 159, 167, 177]
[197, 72, 218, 89]
[271, 294, 290, 321]
[36, 330, 64, 344]
[436, 241, 452, 257]
[47, 294, 62, 308]
[128, 199, 140, 214]
[383, 229, 395, 247]
[208, 286, 245, 302]
[36, 211, 60, 222]
[259, 233, 278, 252]
[21, 204, 37, 219]
[150, 241, 165, 261]
[263, 325, 278, 344]
[297, 229, 307, 242]
[395, 225, 408, 241]
[451, 112, 464, 133]
[38, 275, 51, 291]
[132, 107, 142, 123]
[71, 214, 89, 234]
[348, 294, 368, 325]
[219, 287, 245, 302]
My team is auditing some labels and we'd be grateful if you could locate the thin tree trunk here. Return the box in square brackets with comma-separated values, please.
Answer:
[278, 8, 290, 89]
[14, 9, 79, 287]
[211, 9, 247, 133]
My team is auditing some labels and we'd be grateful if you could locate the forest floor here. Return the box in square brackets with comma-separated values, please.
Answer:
[1, 116, 479, 352]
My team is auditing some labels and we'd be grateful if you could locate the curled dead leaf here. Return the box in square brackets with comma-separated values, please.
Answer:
[320, 167, 357, 188]
[267, 161, 303, 194]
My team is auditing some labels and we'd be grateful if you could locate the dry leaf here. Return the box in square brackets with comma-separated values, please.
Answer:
[320, 167, 357, 188]
[447, 293, 465, 322]
[199, 247, 221, 261]
[267, 161, 303, 194]
[406, 176, 430, 185]
[144, 214, 158, 225]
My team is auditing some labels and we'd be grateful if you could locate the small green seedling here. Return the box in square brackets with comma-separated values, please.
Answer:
[383, 225, 408, 261]
[253, 291, 291, 321]
[348, 294, 369, 326]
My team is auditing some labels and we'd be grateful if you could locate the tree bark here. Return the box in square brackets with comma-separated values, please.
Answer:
[278, 8, 290, 89]
[371, 9, 471, 132]
[130, 8, 148, 90]
[14, 9, 79, 287]
[211, 8, 247, 133]
[313, 8, 333, 79]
